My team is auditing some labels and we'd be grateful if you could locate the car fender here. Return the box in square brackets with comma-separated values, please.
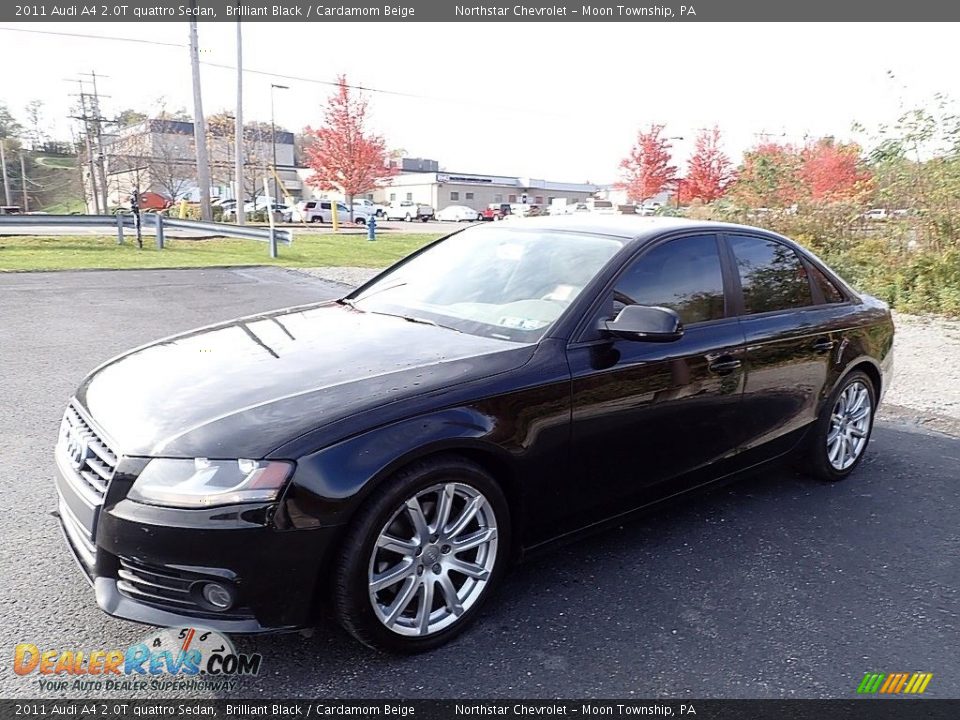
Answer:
[285, 406, 519, 529]
[819, 350, 885, 414]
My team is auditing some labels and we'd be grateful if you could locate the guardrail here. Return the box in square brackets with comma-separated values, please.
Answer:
[0, 213, 293, 256]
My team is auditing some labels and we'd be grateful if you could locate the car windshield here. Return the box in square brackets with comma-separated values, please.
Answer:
[349, 226, 623, 342]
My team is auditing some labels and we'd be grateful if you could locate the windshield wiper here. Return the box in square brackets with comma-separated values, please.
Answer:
[370, 310, 462, 333]
[402, 315, 439, 327]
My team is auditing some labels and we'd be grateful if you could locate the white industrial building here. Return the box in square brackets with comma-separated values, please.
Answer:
[299, 158, 601, 212]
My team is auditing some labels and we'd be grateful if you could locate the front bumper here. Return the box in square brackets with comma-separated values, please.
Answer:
[55, 452, 342, 634]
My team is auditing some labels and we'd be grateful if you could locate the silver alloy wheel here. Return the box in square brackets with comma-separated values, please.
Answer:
[827, 380, 872, 471]
[368, 482, 498, 637]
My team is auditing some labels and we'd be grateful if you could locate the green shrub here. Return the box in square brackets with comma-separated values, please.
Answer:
[687, 203, 960, 317]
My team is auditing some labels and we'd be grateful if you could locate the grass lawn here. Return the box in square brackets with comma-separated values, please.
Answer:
[0, 232, 444, 272]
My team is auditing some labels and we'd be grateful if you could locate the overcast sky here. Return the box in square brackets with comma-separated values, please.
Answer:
[0, 22, 955, 182]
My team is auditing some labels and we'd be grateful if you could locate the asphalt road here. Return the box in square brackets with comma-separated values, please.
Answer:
[1, 268, 957, 699]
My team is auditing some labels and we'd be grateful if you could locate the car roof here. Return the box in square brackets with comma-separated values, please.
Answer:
[498, 215, 787, 244]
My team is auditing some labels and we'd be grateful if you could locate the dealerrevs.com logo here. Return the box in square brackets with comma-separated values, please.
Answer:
[13, 626, 262, 693]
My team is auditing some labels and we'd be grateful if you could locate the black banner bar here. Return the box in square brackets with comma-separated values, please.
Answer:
[2, 699, 959, 720]
[3, 0, 960, 22]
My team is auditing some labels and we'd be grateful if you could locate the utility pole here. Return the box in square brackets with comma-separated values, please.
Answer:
[19, 150, 29, 212]
[0, 139, 11, 206]
[270, 83, 289, 207]
[70, 81, 101, 214]
[81, 71, 111, 213]
[234, 18, 245, 224]
[71, 78, 107, 215]
[189, 12, 213, 221]
[69, 126, 87, 211]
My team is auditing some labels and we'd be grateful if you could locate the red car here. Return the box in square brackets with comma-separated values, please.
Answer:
[480, 203, 513, 221]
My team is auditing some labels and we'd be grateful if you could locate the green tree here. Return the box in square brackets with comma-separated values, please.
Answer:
[0, 102, 23, 141]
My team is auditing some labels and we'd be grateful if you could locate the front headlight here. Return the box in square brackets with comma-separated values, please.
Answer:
[128, 458, 294, 509]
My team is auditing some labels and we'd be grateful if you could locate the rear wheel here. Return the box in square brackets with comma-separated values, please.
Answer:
[334, 457, 509, 653]
[804, 370, 876, 481]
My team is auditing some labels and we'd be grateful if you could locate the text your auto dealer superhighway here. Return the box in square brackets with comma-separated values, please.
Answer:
[456, 4, 569, 16]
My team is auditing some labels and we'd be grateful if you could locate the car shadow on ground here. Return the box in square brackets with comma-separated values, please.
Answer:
[222, 424, 959, 698]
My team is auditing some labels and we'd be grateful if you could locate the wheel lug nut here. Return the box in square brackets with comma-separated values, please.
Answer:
[441, 545, 451, 554]
[432, 563, 442, 574]
[417, 566, 424, 575]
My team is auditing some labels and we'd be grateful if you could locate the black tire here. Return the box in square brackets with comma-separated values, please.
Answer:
[334, 456, 510, 653]
[804, 370, 877, 482]
[356, 217, 366, 226]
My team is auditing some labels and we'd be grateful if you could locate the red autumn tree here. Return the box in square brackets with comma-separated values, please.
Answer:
[617, 123, 677, 204]
[799, 137, 872, 202]
[304, 76, 396, 219]
[682, 126, 735, 203]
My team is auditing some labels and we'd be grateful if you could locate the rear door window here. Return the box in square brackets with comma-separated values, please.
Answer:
[808, 264, 846, 304]
[728, 235, 814, 314]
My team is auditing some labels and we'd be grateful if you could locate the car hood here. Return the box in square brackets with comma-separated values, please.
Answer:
[76, 303, 533, 459]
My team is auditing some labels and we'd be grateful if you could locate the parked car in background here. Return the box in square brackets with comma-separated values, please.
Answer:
[509, 203, 535, 217]
[862, 208, 888, 221]
[354, 198, 387, 218]
[386, 200, 435, 222]
[297, 200, 360, 224]
[224, 201, 293, 222]
[481, 203, 512, 221]
[54, 216, 893, 653]
[436, 205, 482, 222]
[588, 199, 617, 215]
[633, 203, 660, 216]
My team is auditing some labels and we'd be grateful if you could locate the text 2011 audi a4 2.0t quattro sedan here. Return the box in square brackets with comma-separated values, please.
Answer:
[54, 217, 893, 652]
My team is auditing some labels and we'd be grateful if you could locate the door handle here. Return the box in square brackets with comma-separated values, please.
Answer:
[708, 356, 742, 375]
[813, 339, 836, 354]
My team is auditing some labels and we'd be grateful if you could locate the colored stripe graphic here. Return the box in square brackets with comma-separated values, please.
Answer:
[857, 673, 885, 693]
[858, 672, 932, 694]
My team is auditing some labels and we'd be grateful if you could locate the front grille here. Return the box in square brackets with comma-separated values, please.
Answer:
[116, 557, 253, 619]
[58, 404, 118, 503]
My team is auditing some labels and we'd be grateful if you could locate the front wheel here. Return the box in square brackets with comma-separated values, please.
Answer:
[804, 370, 876, 481]
[334, 457, 510, 653]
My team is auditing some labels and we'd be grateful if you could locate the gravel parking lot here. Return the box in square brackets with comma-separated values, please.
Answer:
[2, 267, 958, 699]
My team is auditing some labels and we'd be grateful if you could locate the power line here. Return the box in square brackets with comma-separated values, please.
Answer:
[0, 26, 184, 48]
[0, 25, 576, 120]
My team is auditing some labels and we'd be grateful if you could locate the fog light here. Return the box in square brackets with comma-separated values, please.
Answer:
[200, 582, 235, 611]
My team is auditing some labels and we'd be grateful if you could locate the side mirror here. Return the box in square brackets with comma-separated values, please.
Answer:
[602, 305, 684, 342]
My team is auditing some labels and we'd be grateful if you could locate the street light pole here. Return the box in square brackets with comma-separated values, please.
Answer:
[667, 135, 684, 210]
[234, 18, 245, 225]
[270, 83, 288, 208]
[0, 139, 11, 206]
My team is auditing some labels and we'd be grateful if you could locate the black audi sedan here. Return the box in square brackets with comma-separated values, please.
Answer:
[54, 216, 894, 652]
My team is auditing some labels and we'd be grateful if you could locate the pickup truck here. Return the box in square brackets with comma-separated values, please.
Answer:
[385, 200, 435, 222]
